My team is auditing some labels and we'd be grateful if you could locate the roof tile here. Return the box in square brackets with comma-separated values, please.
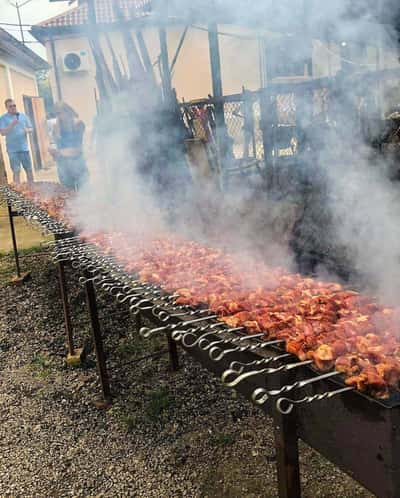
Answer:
[37, 0, 152, 28]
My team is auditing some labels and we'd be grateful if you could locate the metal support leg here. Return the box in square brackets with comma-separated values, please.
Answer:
[58, 261, 75, 355]
[273, 409, 301, 498]
[84, 275, 112, 405]
[7, 203, 30, 284]
[8, 203, 21, 277]
[57, 260, 85, 366]
[167, 331, 180, 372]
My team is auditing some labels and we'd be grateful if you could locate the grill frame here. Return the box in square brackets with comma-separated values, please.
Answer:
[52, 235, 400, 498]
[3, 185, 400, 498]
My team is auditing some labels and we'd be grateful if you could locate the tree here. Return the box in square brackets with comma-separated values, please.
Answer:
[36, 70, 54, 116]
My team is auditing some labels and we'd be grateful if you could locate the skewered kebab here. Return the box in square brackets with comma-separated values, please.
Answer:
[81, 230, 400, 399]
[11, 182, 73, 226]
[7, 185, 400, 399]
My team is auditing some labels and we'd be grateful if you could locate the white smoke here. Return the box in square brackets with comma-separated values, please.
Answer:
[63, 0, 400, 304]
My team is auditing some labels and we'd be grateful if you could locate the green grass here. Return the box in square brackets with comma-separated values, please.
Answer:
[112, 387, 176, 432]
[120, 414, 139, 433]
[0, 243, 49, 286]
[0, 204, 51, 253]
[31, 354, 53, 379]
[116, 337, 146, 358]
[145, 387, 175, 422]
[0, 244, 47, 258]
[0, 340, 10, 352]
[0, 257, 15, 283]
[210, 432, 237, 447]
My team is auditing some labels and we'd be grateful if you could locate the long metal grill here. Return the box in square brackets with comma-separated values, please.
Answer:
[4, 184, 400, 498]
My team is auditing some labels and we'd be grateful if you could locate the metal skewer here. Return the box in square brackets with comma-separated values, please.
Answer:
[229, 353, 292, 374]
[251, 371, 341, 406]
[276, 387, 355, 415]
[221, 360, 314, 388]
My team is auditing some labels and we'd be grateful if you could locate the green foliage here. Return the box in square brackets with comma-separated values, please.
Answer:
[145, 387, 175, 421]
[120, 414, 138, 433]
[116, 337, 146, 358]
[210, 432, 237, 447]
[35, 70, 54, 115]
[31, 354, 52, 379]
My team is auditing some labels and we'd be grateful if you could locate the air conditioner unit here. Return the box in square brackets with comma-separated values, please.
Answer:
[62, 50, 90, 73]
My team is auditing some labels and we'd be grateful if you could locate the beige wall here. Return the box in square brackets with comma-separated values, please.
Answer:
[10, 69, 37, 108]
[0, 65, 8, 183]
[0, 62, 39, 182]
[47, 35, 97, 129]
[219, 25, 261, 94]
[0, 65, 8, 110]
[167, 27, 212, 100]
[44, 24, 399, 137]
[45, 24, 263, 132]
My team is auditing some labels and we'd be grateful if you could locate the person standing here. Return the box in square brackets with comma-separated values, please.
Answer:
[0, 98, 34, 184]
[49, 102, 88, 190]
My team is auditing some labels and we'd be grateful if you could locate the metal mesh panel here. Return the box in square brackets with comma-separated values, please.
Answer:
[313, 87, 330, 118]
[253, 100, 264, 159]
[223, 101, 244, 159]
[223, 100, 264, 161]
[276, 93, 296, 125]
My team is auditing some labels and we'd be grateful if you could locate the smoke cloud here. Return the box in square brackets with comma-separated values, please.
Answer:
[64, 0, 400, 304]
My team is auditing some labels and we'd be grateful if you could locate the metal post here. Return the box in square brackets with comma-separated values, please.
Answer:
[166, 331, 180, 372]
[87, 0, 97, 31]
[84, 274, 112, 405]
[273, 409, 301, 498]
[7, 203, 21, 277]
[16, 2, 25, 45]
[57, 261, 75, 356]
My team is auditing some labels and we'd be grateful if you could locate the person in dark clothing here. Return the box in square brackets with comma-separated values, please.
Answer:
[49, 102, 88, 190]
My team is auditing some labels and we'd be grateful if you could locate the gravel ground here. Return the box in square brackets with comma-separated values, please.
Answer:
[0, 252, 375, 498]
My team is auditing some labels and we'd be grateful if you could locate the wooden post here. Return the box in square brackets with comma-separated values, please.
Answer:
[159, 25, 173, 106]
[208, 22, 223, 104]
[207, 22, 229, 179]
[50, 37, 62, 101]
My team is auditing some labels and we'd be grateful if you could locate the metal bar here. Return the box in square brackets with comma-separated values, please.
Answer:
[84, 274, 112, 403]
[273, 408, 302, 498]
[57, 260, 75, 356]
[136, 30, 156, 83]
[7, 203, 21, 277]
[170, 25, 189, 73]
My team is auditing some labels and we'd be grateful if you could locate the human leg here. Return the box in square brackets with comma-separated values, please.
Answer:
[8, 152, 21, 184]
[20, 151, 34, 183]
[56, 158, 74, 189]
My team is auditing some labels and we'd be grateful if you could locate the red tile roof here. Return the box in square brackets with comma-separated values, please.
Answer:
[37, 0, 152, 28]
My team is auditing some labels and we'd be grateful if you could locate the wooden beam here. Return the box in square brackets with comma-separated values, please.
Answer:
[159, 26, 173, 104]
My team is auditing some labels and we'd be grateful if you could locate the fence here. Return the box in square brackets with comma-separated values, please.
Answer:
[179, 68, 400, 184]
